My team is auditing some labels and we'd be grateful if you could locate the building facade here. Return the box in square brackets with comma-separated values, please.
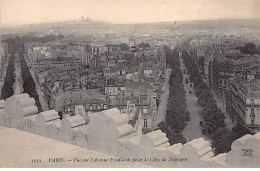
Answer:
[209, 54, 260, 100]
[34, 57, 82, 70]
[226, 76, 260, 133]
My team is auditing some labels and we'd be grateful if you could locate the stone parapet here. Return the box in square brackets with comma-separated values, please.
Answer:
[0, 93, 259, 167]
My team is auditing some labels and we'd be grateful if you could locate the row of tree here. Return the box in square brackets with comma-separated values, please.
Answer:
[1, 36, 42, 112]
[20, 34, 64, 43]
[157, 46, 188, 145]
[182, 49, 251, 155]
[17, 38, 43, 112]
[118, 43, 130, 51]
[118, 42, 150, 51]
[137, 42, 150, 48]
[236, 43, 260, 55]
[0, 39, 16, 99]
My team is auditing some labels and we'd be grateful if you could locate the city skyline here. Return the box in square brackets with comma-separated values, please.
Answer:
[1, 0, 260, 27]
[1, 0, 260, 168]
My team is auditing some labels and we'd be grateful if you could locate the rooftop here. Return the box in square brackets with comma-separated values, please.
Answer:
[214, 54, 260, 65]
[232, 76, 260, 99]
[36, 56, 81, 62]
[56, 89, 106, 110]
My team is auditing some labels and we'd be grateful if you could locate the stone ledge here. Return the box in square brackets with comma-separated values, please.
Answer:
[0, 93, 260, 167]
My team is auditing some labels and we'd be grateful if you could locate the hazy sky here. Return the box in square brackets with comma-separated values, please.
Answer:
[1, 0, 260, 27]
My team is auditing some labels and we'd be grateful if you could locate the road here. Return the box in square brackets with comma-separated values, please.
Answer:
[13, 54, 24, 95]
[154, 68, 172, 128]
[179, 53, 211, 142]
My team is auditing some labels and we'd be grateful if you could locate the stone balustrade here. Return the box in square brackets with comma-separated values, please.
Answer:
[86, 108, 133, 155]
[0, 93, 259, 167]
[3, 94, 38, 128]
[226, 133, 260, 167]
[60, 115, 88, 148]
[0, 99, 6, 125]
[35, 110, 60, 137]
[0, 99, 5, 109]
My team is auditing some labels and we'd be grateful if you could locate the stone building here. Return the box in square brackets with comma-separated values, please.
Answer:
[226, 76, 260, 133]
[209, 54, 260, 100]
[34, 57, 82, 70]
[56, 89, 108, 119]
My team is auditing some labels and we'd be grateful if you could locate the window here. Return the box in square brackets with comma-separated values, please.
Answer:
[250, 109, 255, 126]
[144, 119, 148, 128]
[251, 99, 254, 105]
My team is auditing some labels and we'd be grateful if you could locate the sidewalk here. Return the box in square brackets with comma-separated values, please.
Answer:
[212, 92, 235, 131]
[154, 68, 172, 128]
[13, 55, 24, 95]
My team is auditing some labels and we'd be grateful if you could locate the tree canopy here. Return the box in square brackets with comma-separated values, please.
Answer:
[138, 42, 150, 48]
[182, 47, 252, 155]
[237, 43, 260, 55]
[119, 43, 130, 51]
[163, 46, 188, 141]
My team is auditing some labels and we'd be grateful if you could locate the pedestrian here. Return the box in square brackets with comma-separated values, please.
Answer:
[190, 138, 191, 141]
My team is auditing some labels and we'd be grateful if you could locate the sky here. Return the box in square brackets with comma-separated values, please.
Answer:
[1, 0, 260, 27]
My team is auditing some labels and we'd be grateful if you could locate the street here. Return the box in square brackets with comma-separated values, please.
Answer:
[179, 54, 211, 142]
[154, 68, 172, 128]
[13, 54, 23, 95]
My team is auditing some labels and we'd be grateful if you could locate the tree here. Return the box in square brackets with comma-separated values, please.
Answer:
[1, 41, 16, 99]
[138, 42, 150, 48]
[157, 121, 187, 145]
[17, 40, 42, 112]
[212, 127, 232, 155]
[156, 98, 160, 108]
[231, 124, 252, 140]
[195, 81, 210, 97]
[119, 43, 130, 51]
[197, 90, 214, 107]
[169, 133, 187, 145]
[239, 43, 259, 55]
[157, 121, 170, 135]
[164, 46, 188, 132]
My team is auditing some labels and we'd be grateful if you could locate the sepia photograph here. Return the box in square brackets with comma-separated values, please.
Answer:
[0, 0, 260, 168]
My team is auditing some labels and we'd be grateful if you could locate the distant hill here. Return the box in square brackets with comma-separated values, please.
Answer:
[126, 19, 260, 30]
[1, 19, 260, 35]
[177, 19, 260, 30]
